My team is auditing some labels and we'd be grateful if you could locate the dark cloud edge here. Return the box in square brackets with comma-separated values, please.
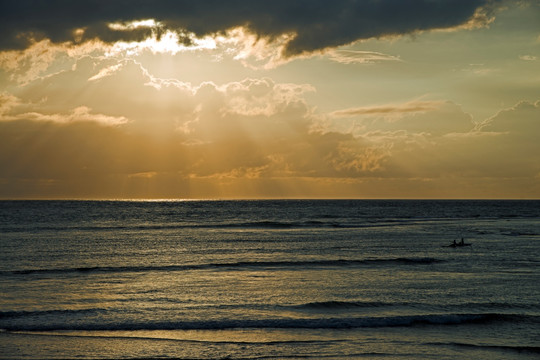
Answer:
[0, 0, 506, 56]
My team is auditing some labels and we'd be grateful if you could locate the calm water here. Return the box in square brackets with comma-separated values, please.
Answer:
[0, 200, 539, 359]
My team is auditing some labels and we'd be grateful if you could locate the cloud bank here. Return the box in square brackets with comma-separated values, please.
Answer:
[1, 1, 538, 199]
[1, 0, 500, 57]
[1, 55, 538, 198]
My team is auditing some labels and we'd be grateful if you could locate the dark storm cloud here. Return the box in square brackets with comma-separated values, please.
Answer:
[0, 0, 499, 55]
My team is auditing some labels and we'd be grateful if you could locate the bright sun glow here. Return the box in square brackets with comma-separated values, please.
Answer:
[107, 30, 218, 56]
[108, 19, 162, 31]
[104, 21, 297, 69]
[105, 19, 220, 56]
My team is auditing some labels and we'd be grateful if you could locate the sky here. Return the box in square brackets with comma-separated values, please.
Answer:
[0, 0, 539, 199]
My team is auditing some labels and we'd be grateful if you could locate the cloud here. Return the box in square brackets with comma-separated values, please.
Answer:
[88, 63, 124, 81]
[0, 40, 65, 85]
[0, 97, 129, 126]
[328, 50, 401, 64]
[519, 55, 537, 61]
[475, 100, 540, 136]
[332, 100, 446, 117]
[0, 92, 21, 116]
[214, 78, 315, 117]
[1, 47, 539, 198]
[0, 0, 501, 59]
[20, 106, 129, 126]
[381, 100, 540, 180]
[0, 39, 112, 85]
[330, 101, 478, 137]
[0, 56, 394, 196]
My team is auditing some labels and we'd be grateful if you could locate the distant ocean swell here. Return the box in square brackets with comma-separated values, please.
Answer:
[2, 257, 443, 276]
[0, 309, 103, 319]
[0, 218, 457, 233]
[289, 300, 540, 311]
[289, 300, 399, 309]
[3, 301, 536, 320]
[427, 342, 540, 355]
[1, 313, 536, 332]
[5, 219, 539, 235]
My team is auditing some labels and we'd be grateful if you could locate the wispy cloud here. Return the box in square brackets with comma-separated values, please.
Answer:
[1, 100, 129, 126]
[331, 100, 445, 117]
[88, 63, 124, 81]
[328, 50, 401, 64]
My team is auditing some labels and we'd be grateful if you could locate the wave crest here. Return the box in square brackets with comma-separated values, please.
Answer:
[292, 300, 393, 310]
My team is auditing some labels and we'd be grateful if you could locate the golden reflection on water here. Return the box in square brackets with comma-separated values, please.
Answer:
[36, 328, 334, 344]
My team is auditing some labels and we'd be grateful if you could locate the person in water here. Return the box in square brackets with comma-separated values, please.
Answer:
[459, 238, 464, 245]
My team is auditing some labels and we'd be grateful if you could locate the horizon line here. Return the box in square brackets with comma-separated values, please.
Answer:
[1, 198, 538, 201]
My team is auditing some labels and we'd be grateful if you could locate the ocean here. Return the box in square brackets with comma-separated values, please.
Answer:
[0, 200, 539, 359]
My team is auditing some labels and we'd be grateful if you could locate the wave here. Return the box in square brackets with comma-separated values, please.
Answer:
[1, 217, 447, 233]
[0, 308, 102, 319]
[429, 341, 540, 354]
[502, 230, 539, 237]
[290, 300, 398, 310]
[0, 221, 346, 233]
[3, 257, 443, 276]
[1, 313, 536, 332]
[461, 302, 540, 310]
[288, 300, 540, 312]
[5, 302, 535, 321]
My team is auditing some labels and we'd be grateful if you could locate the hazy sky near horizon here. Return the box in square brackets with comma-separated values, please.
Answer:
[0, 0, 539, 199]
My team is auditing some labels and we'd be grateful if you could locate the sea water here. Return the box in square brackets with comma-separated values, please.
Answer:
[0, 200, 539, 359]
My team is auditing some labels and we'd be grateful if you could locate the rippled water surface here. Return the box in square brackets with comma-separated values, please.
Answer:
[1, 200, 539, 359]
